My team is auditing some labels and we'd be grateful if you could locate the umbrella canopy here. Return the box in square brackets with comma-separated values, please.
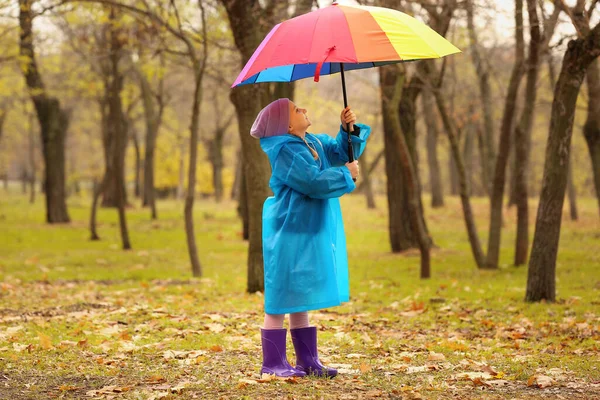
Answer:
[232, 2, 461, 87]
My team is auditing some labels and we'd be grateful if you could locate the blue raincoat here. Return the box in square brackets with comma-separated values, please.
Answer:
[260, 123, 371, 314]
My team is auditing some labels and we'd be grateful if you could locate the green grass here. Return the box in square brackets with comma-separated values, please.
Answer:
[0, 190, 599, 399]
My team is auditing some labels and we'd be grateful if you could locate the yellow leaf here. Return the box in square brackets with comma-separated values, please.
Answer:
[360, 363, 372, 373]
[38, 333, 52, 350]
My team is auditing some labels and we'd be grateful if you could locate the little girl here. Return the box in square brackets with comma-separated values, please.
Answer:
[250, 98, 371, 378]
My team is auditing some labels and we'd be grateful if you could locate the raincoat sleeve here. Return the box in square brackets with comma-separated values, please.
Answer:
[272, 144, 355, 199]
[314, 123, 371, 167]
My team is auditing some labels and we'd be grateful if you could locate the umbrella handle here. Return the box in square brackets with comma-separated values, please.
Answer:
[341, 63, 356, 181]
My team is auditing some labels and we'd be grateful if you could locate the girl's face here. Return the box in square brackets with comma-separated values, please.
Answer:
[288, 101, 311, 134]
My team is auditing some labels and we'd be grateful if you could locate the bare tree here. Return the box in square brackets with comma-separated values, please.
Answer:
[381, 63, 431, 278]
[18, 0, 70, 223]
[559, 0, 600, 217]
[526, 17, 600, 302]
[138, 56, 165, 220]
[513, 0, 543, 266]
[426, 60, 486, 268]
[486, 0, 525, 268]
[466, 0, 495, 193]
[221, 0, 314, 292]
[421, 86, 444, 208]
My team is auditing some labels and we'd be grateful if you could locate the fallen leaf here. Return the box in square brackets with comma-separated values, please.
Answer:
[38, 333, 53, 350]
[528, 375, 553, 388]
[206, 323, 225, 333]
[427, 351, 446, 361]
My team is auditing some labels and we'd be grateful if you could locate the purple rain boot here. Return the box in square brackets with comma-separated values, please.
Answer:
[260, 328, 306, 378]
[290, 326, 338, 378]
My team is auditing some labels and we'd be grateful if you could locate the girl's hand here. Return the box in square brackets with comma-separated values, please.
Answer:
[340, 106, 357, 132]
[345, 160, 359, 180]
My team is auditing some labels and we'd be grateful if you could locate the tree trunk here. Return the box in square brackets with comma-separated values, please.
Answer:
[449, 147, 458, 196]
[237, 163, 249, 240]
[514, 0, 541, 266]
[231, 148, 241, 201]
[486, 0, 525, 268]
[100, 96, 127, 208]
[19, 0, 70, 223]
[209, 132, 225, 203]
[384, 67, 414, 252]
[184, 70, 204, 277]
[526, 23, 600, 302]
[90, 176, 106, 240]
[222, 0, 292, 293]
[132, 127, 141, 198]
[463, 123, 475, 198]
[356, 148, 384, 194]
[466, 0, 496, 192]
[428, 64, 486, 268]
[567, 153, 578, 220]
[107, 8, 131, 250]
[0, 109, 6, 143]
[140, 72, 160, 219]
[230, 85, 271, 292]
[21, 169, 28, 194]
[422, 87, 444, 208]
[396, 69, 431, 249]
[28, 109, 36, 204]
[360, 147, 376, 209]
[583, 59, 600, 217]
[381, 64, 431, 278]
[177, 139, 185, 200]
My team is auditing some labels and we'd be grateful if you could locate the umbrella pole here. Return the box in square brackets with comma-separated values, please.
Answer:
[340, 63, 356, 165]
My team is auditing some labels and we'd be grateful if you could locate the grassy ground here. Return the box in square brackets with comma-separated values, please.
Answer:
[0, 190, 599, 399]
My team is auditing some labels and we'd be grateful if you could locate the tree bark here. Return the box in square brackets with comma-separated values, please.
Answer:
[231, 148, 241, 200]
[28, 108, 35, 204]
[567, 153, 578, 220]
[381, 64, 431, 278]
[90, 177, 104, 240]
[514, 0, 541, 266]
[356, 149, 384, 194]
[396, 73, 429, 246]
[177, 138, 185, 200]
[139, 70, 162, 219]
[486, 0, 525, 268]
[184, 70, 204, 277]
[107, 7, 131, 250]
[221, 0, 292, 293]
[237, 161, 249, 240]
[131, 127, 141, 198]
[0, 109, 6, 143]
[463, 122, 475, 198]
[428, 63, 486, 268]
[449, 146, 458, 195]
[19, 0, 70, 223]
[422, 87, 444, 208]
[360, 147, 377, 209]
[383, 66, 414, 251]
[210, 135, 225, 202]
[99, 92, 126, 208]
[230, 85, 271, 291]
[526, 22, 600, 302]
[466, 0, 495, 192]
[583, 59, 600, 217]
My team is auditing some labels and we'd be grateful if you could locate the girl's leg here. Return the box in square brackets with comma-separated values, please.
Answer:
[289, 312, 309, 329]
[260, 313, 306, 377]
[290, 311, 337, 378]
[263, 313, 285, 329]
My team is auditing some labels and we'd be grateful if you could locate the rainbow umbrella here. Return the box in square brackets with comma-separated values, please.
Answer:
[232, 2, 460, 161]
